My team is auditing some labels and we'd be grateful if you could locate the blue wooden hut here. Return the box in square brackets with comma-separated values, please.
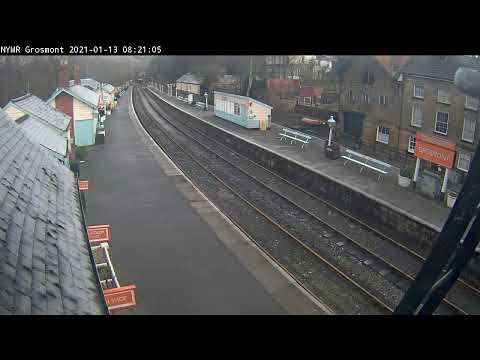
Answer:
[213, 91, 272, 129]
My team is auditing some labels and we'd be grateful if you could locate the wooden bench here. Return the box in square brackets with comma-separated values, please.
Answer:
[341, 149, 392, 181]
[278, 128, 312, 150]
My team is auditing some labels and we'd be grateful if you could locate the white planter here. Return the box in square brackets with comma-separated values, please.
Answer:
[447, 193, 457, 208]
[398, 175, 411, 188]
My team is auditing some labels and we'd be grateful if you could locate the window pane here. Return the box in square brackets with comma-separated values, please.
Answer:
[462, 113, 476, 142]
[435, 112, 449, 134]
[377, 126, 390, 144]
[457, 151, 472, 172]
[466, 96, 479, 110]
[411, 103, 423, 127]
[437, 88, 450, 104]
[408, 135, 416, 153]
[234, 103, 240, 116]
[414, 84, 424, 98]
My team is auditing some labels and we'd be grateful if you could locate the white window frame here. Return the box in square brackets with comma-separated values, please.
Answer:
[457, 151, 472, 172]
[434, 111, 449, 135]
[411, 103, 423, 128]
[363, 93, 370, 104]
[437, 87, 450, 104]
[465, 95, 479, 111]
[379, 95, 388, 106]
[304, 96, 312, 105]
[234, 102, 241, 116]
[408, 135, 416, 153]
[462, 113, 476, 143]
[376, 126, 390, 144]
[413, 83, 424, 99]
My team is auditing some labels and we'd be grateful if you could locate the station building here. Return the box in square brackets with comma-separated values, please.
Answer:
[47, 62, 101, 147]
[214, 91, 272, 129]
[100, 83, 115, 112]
[175, 72, 208, 103]
[397, 56, 480, 193]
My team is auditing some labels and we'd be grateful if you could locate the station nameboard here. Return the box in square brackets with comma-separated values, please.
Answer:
[87, 225, 111, 244]
[415, 132, 456, 169]
[79, 180, 89, 191]
[104, 285, 137, 312]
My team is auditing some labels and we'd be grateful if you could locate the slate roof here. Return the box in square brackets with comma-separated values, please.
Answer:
[0, 109, 106, 315]
[15, 115, 67, 157]
[401, 56, 480, 81]
[68, 85, 99, 108]
[9, 93, 71, 132]
[176, 72, 205, 85]
[214, 91, 273, 109]
[101, 84, 114, 93]
[80, 78, 100, 91]
[48, 86, 99, 110]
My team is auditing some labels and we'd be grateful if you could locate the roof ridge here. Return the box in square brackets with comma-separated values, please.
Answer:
[11, 93, 32, 102]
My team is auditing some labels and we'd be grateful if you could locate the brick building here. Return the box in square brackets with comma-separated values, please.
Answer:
[397, 56, 480, 187]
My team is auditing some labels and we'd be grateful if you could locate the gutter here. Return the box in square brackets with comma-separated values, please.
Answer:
[403, 72, 454, 84]
[76, 177, 110, 315]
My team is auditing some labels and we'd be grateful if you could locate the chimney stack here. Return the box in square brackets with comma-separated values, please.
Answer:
[74, 65, 81, 85]
[58, 58, 69, 88]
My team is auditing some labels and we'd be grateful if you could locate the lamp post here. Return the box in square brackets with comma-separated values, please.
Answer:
[327, 115, 336, 146]
[204, 92, 208, 111]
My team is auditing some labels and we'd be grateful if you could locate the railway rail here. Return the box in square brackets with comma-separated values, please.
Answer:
[143, 87, 480, 313]
[134, 86, 480, 314]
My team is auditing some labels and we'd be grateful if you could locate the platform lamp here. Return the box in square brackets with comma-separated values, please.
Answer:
[327, 115, 336, 146]
[204, 92, 208, 111]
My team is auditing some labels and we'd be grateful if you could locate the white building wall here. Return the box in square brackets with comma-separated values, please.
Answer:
[73, 98, 94, 120]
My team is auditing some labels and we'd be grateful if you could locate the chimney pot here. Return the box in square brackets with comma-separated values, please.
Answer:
[58, 59, 70, 88]
[74, 65, 81, 85]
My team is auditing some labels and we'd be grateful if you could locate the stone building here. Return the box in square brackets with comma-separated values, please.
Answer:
[397, 56, 480, 188]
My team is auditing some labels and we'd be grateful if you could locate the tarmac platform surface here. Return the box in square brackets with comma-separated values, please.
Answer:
[149, 87, 451, 232]
[80, 88, 326, 315]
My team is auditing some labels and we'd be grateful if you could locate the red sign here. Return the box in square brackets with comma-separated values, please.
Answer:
[79, 180, 89, 191]
[415, 132, 456, 169]
[87, 225, 111, 244]
[104, 285, 137, 312]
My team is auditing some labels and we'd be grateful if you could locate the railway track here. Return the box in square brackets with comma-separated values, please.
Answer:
[135, 87, 480, 314]
[143, 87, 480, 314]
[133, 88, 389, 314]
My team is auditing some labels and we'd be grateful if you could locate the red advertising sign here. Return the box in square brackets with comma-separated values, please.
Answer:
[104, 285, 137, 312]
[87, 225, 111, 244]
[79, 180, 89, 191]
[415, 132, 456, 169]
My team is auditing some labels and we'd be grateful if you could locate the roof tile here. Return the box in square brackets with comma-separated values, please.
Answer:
[0, 108, 106, 315]
[10, 93, 70, 131]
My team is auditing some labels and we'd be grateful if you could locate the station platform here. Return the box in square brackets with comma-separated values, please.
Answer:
[79, 87, 326, 315]
[148, 87, 451, 232]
